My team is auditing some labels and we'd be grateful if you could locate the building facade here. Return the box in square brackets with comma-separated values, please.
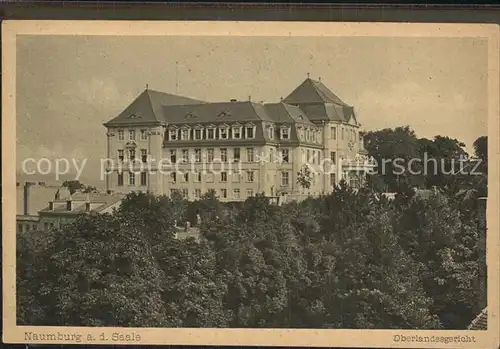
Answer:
[103, 77, 373, 202]
[16, 183, 125, 233]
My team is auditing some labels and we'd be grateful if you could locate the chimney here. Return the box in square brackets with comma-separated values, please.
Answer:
[318, 76, 322, 82]
[66, 194, 73, 211]
[85, 193, 91, 212]
[185, 221, 191, 232]
[23, 182, 32, 215]
[280, 96, 283, 102]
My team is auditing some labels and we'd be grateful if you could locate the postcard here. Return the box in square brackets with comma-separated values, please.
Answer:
[2, 20, 499, 347]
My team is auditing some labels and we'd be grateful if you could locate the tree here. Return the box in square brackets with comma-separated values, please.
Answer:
[394, 191, 483, 328]
[20, 214, 167, 327]
[297, 164, 313, 190]
[62, 180, 84, 194]
[363, 126, 423, 191]
[473, 136, 487, 174]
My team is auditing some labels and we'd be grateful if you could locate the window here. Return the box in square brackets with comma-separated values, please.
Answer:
[220, 189, 227, 199]
[307, 150, 310, 163]
[118, 129, 124, 140]
[195, 149, 201, 163]
[246, 171, 254, 182]
[32, 224, 37, 231]
[181, 128, 190, 140]
[270, 148, 275, 162]
[207, 128, 215, 139]
[206, 173, 214, 182]
[220, 148, 228, 162]
[330, 151, 336, 164]
[141, 149, 147, 163]
[233, 148, 240, 163]
[118, 149, 124, 162]
[170, 149, 177, 163]
[18, 223, 23, 233]
[331, 127, 337, 140]
[129, 172, 135, 186]
[183, 172, 189, 183]
[44, 222, 49, 231]
[118, 172, 124, 186]
[221, 172, 227, 182]
[207, 148, 214, 163]
[170, 189, 177, 196]
[281, 127, 290, 140]
[194, 171, 202, 182]
[170, 129, 178, 141]
[330, 173, 336, 186]
[281, 171, 289, 186]
[298, 127, 304, 140]
[306, 129, 310, 142]
[129, 149, 136, 161]
[246, 189, 254, 197]
[232, 172, 240, 183]
[268, 126, 274, 139]
[194, 189, 202, 199]
[129, 130, 135, 140]
[170, 172, 177, 183]
[233, 126, 242, 139]
[194, 128, 202, 140]
[181, 189, 188, 198]
[246, 148, 254, 162]
[182, 149, 189, 162]
[140, 129, 148, 140]
[219, 127, 228, 139]
[245, 126, 255, 139]
[281, 149, 289, 163]
[140, 172, 147, 186]
[233, 189, 240, 199]
[341, 128, 344, 140]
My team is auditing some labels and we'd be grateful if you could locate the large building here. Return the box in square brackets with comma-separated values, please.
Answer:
[103, 77, 373, 201]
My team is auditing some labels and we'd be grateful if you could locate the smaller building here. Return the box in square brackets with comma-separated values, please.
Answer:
[16, 184, 125, 233]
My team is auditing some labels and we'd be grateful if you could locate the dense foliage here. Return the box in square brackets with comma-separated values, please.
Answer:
[17, 180, 486, 329]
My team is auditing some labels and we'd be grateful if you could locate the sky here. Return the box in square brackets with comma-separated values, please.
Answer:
[16, 35, 488, 186]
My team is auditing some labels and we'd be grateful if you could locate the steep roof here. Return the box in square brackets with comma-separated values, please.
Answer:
[283, 78, 350, 107]
[104, 89, 205, 126]
[264, 102, 314, 125]
[162, 101, 274, 124]
[467, 308, 487, 330]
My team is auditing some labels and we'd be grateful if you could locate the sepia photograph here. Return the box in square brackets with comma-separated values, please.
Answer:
[2, 21, 499, 347]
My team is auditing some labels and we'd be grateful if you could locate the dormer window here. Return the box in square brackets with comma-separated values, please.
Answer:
[245, 123, 256, 139]
[169, 129, 178, 141]
[181, 127, 190, 140]
[280, 126, 290, 140]
[268, 126, 274, 140]
[219, 126, 229, 139]
[207, 126, 216, 140]
[232, 125, 242, 139]
[194, 126, 203, 140]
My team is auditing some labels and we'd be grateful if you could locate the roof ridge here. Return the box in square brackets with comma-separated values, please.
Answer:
[144, 89, 159, 121]
[306, 79, 325, 104]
